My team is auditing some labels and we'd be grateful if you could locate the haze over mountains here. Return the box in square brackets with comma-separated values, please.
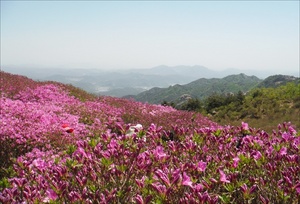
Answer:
[2, 65, 299, 97]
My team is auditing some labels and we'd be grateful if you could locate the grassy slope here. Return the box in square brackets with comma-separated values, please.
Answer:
[208, 83, 300, 132]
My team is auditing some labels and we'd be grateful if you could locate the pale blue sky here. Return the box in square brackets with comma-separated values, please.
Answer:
[1, 1, 299, 73]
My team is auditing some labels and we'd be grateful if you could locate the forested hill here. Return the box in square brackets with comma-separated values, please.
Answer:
[128, 73, 262, 104]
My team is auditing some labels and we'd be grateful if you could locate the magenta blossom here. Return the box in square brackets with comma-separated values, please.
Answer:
[252, 151, 262, 160]
[219, 170, 230, 183]
[296, 187, 300, 195]
[153, 146, 167, 160]
[279, 147, 287, 156]
[197, 161, 207, 172]
[232, 156, 240, 168]
[135, 194, 144, 204]
[242, 122, 249, 131]
[43, 189, 58, 202]
[182, 172, 193, 188]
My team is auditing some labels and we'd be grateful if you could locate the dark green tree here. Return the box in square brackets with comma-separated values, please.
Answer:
[181, 98, 203, 111]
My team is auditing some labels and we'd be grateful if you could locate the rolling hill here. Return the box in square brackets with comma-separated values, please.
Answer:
[128, 73, 262, 104]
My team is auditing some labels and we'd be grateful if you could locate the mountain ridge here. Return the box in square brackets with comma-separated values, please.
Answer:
[127, 73, 263, 104]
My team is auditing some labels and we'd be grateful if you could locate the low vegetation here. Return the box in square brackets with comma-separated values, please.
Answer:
[176, 82, 300, 132]
[1, 71, 299, 203]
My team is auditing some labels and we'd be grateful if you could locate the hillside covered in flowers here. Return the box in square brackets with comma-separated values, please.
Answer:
[0, 71, 299, 203]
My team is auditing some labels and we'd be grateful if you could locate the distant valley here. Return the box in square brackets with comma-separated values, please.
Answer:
[2, 65, 298, 98]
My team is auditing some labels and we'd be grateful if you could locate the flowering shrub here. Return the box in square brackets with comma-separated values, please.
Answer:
[0, 72, 299, 203]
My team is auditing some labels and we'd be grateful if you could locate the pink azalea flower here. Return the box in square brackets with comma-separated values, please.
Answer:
[151, 182, 167, 195]
[155, 169, 170, 187]
[252, 151, 262, 160]
[135, 194, 144, 204]
[153, 146, 167, 160]
[197, 161, 207, 172]
[171, 169, 182, 185]
[43, 189, 58, 202]
[288, 126, 297, 134]
[135, 176, 146, 188]
[240, 183, 248, 193]
[282, 132, 291, 141]
[182, 172, 193, 188]
[232, 157, 240, 168]
[279, 147, 287, 156]
[296, 187, 300, 195]
[219, 170, 230, 183]
[194, 183, 204, 192]
[242, 122, 249, 131]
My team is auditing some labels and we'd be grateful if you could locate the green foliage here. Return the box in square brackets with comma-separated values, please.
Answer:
[205, 94, 226, 112]
[180, 91, 245, 115]
[219, 82, 299, 131]
[161, 100, 176, 108]
[178, 82, 300, 132]
[0, 177, 11, 190]
[66, 144, 77, 156]
[180, 98, 203, 112]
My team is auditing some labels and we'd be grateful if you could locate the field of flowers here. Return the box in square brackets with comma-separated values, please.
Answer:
[0, 71, 299, 203]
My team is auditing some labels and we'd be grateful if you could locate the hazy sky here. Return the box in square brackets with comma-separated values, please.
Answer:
[1, 1, 299, 73]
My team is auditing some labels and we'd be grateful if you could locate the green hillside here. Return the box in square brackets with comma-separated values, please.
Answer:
[131, 73, 262, 104]
[179, 82, 300, 132]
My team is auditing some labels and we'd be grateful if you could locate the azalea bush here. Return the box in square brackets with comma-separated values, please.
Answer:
[0, 71, 299, 203]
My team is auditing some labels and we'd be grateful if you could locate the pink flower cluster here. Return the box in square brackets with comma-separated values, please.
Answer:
[0, 71, 299, 203]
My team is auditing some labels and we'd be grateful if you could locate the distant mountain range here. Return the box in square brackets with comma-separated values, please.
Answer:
[2, 65, 298, 97]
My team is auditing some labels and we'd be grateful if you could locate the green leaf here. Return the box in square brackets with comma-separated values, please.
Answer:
[54, 157, 60, 165]
[116, 164, 127, 172]
[213, 129, 222, 137]
[219, 194, 231, 203]
[0, 177, 11, 189]
[89, 138, 98, 148]
[192, 133, 203, 145]
[66, 144, 77, 155]
[273, 144, 281, 152]
[154, 198, 164, 204]
[65, 158, 82, 169]
[89, 184, 97, 193]
[101, 158, 113, 167]
[137, 130, 146, 137]
[224, 183, 236, 193]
